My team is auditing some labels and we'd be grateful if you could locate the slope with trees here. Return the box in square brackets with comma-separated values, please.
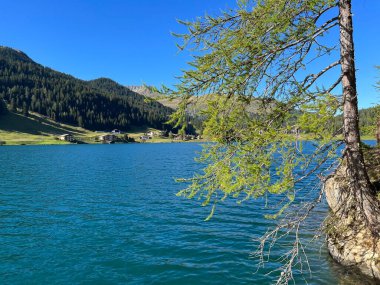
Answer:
[333, 106, 380, 137]
[0, 47, 173, 131]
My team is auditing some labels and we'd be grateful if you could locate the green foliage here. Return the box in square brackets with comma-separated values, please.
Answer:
[172, 0, 343, 218]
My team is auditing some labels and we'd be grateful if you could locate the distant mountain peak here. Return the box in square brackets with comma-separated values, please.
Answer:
[127, 85, 156, 96]
[0, 46, 34, 63]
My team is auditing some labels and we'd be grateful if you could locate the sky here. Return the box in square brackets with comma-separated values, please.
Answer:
[0, 0, 379, 109]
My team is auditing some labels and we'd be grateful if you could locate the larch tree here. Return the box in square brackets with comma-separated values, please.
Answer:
[168, 0, 380, 283]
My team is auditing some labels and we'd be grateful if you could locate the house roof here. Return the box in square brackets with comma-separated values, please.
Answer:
[99, 134, 116, 139]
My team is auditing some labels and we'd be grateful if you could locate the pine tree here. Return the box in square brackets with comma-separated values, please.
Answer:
[9, 98, 16, 112]
[22, 101, 29, 116]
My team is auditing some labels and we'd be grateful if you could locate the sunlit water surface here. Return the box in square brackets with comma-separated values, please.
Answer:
[0, 142, 377, 284]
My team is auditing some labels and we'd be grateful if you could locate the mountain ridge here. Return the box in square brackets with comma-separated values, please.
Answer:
[0, 46, 174, 131]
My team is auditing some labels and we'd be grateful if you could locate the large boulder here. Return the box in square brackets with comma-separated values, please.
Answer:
[325, 147, 380, 280]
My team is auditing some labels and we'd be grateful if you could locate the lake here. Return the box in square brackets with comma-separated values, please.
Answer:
[0, 143, 377, 284]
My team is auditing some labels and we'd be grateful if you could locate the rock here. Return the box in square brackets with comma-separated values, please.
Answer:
[325, 153, 380, 280]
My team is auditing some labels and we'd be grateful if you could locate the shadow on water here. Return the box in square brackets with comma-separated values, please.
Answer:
[327, 256, 379, 285]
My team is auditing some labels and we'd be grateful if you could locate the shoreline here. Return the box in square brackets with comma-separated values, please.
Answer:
[0, 138, 209, 146]
[1, 111, 376, 146]
[0, 136, 375, 146]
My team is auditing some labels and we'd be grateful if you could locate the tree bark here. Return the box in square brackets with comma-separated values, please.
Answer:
[340, 0, 380, 234]
[326, 3, 380, 277]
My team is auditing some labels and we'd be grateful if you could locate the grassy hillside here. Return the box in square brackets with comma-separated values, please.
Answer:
[0, 110, 188, 145]
[0, 111, 97, 145]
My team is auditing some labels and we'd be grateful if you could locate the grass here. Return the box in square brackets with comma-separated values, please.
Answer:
[0, 111, 102, 145]
[361, 135, 376, 140]
[128, 128, 170, 143]
[5, 110, 374, 146]
[0, 111, 187, 145]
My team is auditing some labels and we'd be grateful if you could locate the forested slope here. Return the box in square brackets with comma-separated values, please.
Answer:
[0, 47, 173, 131]
[333, 106, 379, 136]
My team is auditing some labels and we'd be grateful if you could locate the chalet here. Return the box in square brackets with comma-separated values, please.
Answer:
[59, 134, 74, 142]
[146, 131, 154, 137]
[99, 134, 117, 143]
[140, 135, 151, 141]
[185, 135, 196, 140]
[112, 129, 121, 134]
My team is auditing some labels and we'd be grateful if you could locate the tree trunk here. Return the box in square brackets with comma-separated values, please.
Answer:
[325, 3, 380, 277]
[339, 0, 380, 234]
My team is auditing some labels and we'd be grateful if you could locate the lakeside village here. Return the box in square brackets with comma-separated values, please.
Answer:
[57, 129, 203, 144]
[57, 128, 303, 145]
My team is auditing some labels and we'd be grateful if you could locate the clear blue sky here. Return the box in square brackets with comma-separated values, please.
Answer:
[0, 0, 379, 109]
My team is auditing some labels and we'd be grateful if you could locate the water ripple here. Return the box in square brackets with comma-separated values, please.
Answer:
[0, 143, 377, 284]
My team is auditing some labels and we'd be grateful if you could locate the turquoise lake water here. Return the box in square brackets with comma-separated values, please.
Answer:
[0, 143, 378, 284]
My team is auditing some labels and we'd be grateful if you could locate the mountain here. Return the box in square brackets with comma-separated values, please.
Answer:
[129, 85, 275, 114]
[0, 46, 34, 63]
[129, 85, 277, 127]
[130, 84, 380, 137]
[127, 85, 182, 109]
[0, 46, 174, 131]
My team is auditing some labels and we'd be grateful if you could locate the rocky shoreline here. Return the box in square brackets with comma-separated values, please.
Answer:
[325, 146, 380, 280]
